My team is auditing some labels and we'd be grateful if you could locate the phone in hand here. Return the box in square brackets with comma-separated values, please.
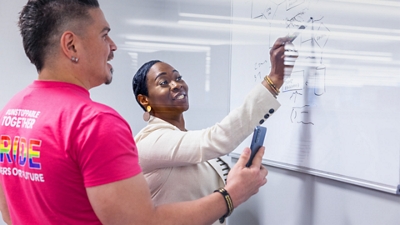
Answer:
[246, 126, 267, 167]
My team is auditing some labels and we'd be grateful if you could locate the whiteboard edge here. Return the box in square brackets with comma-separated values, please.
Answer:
[229, 152, 398, 195]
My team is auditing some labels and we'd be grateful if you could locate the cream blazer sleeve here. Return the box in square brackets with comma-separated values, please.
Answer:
[135, 83, 280, 172]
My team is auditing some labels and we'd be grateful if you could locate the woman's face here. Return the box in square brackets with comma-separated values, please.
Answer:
[145, 62, 189, 117]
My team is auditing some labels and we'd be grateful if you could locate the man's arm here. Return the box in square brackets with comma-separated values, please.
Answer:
[0, 185, 11, 225]
[87, 146, 268, 225]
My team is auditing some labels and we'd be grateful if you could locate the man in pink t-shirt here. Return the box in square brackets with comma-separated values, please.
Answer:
[0, 0, 279, 224]
[0, 81, 142, 224]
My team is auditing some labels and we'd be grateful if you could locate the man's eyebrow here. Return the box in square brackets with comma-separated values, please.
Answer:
[101, 27, 111, 33]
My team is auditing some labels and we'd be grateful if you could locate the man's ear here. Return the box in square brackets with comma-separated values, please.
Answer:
[137, 94, 149, 108]
[60, 31, 77, 59]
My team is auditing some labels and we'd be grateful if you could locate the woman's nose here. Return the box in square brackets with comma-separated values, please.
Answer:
[170, 81, 182, 90]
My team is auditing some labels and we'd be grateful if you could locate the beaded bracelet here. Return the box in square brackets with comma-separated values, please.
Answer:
[264, 76, 280, 96]
[214, 188, 234, 223]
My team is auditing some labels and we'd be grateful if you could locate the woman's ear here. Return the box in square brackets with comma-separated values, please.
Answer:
[137, 94, 149, 108]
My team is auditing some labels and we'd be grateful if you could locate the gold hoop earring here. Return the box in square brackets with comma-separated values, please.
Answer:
[143, 105, 151, 121]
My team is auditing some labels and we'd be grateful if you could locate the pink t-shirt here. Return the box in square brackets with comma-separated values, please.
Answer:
[0, 81, 142, 224]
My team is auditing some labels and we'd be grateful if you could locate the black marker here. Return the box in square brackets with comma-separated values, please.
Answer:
[287, 17, 312, 42]
[287, 25, 306, 42]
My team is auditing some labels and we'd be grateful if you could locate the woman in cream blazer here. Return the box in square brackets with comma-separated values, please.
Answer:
[132, 37, 295, 225]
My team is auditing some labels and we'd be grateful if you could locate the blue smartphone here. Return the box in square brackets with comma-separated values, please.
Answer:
[246, 126, 267, 167]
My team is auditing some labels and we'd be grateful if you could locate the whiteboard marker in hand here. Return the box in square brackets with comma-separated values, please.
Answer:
[287, 25, 306, 42]
[287, 17, 313, 42]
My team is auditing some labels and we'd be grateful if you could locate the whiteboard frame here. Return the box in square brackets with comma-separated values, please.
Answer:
[230, 152, 399, 194]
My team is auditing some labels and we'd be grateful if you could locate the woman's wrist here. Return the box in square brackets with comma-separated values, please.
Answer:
[262, 74, 283, 98]
[266, 74, 284, 89]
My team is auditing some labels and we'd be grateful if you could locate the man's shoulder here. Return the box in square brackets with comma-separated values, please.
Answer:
[77, 100, 127, 125]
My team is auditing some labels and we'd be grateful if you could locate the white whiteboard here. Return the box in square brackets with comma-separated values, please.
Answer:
[230, 0, 400, 194]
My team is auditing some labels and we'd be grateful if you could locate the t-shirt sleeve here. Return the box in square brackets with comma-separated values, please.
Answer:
[74, 112, 142, 187]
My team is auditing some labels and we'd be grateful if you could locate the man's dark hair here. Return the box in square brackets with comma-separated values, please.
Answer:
[18, 0, 100, 72]
[132, 60, 162, 111]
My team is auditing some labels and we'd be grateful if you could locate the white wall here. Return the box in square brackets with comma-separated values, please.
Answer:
[1, 1, 400, 225]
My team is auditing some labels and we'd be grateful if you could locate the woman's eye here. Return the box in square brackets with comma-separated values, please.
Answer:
[159, 80, 168, 86]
